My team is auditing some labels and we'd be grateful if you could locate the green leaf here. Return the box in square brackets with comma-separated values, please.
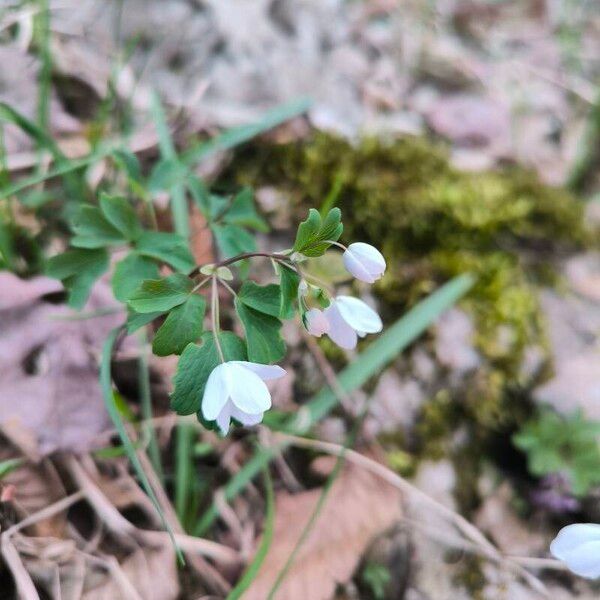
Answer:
[292, 208, 343, 257]
[46, 248, 109, 309]
[148, 158, 188, 192]
[279, 265, 300, 319]
[224, 187, 269, 232]
[238, 281, 282, 317]
[128, 273, 194, 313]
[170, 332, 246, 415]
[100, 194, 143, 241]
[212, 224, 257, 258]
[112, 252, 160, 302]
[235, 299, 285, 364]
[126, 309, 165, 334]
[181, 97, 313, 166]
[112, 149, 143, 183]
[70, 205, 125, 248]
[135, 231, 195, 273]
[152, 295, 206, 356]
[293, 208, 321, 254]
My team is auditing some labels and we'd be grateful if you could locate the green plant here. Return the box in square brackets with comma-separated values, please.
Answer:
[360, 562, 392, 600]
[513, 410, 600, 497]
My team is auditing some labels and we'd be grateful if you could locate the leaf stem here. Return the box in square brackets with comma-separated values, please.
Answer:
[211, 276, 225, 362]
[189, 252, 291, 278]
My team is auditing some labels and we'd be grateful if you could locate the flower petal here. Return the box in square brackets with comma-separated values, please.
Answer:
[201, 363, 229, 421]
[324, 303, 358, 349]
[335, 296, 382, 334]
[305, 308, 330, 337]
[215, 400, 234, 435]
[551, 524, 600, 560]
[231, 361, 287, 381]
[227, 363, 272, 413]
[231, 404, 264, 426]
[558, 541, 600, 578]
[343, 249, 375, 283]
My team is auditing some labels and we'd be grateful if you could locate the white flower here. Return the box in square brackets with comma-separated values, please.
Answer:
[304, 296, 382, 350]
[550, 523, 600, 578]
[202, 361, 286, 435]
[343, 242, 386, 284]
[305, 308, 329, 337]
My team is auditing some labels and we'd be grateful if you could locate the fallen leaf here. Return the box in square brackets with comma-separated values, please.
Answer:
[244, 456, 402, 600]
[0, 273, 125, 456]
[82, 544, 179, 600]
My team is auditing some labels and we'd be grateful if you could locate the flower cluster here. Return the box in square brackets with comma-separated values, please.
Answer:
[200, 241, 386, 434]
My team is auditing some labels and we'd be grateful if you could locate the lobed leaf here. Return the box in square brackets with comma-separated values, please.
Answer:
[135, 231, 195, 273]
[170, 332, 247, 415]
[46, 248, 109, 309]
[100, 194, 143, 241]
[279, 265, 300, 319]
[235, 299, 285, 364]
[70, 205, 125, 248]
[111, 253, 161, 302]
[225, 188, 269, 232]
[128, 273, 194, 313]
[152, 295, 206, 356]
[238, 281, 282, 317]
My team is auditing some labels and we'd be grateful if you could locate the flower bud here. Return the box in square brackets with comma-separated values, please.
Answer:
[305, 308, 329, 337]
[343, 242, 386, 284]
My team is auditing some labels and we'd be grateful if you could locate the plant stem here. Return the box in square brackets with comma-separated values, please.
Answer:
[211, 276, 225, 362]
[189, 252, 291, 278]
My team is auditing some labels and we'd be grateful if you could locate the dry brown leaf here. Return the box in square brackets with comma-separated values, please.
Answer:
[245, 457, 403, 600]
[0, 273, 125, 456]
[82, 543, 179, 600]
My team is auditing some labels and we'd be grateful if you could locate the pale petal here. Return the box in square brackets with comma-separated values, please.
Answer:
[335, 296, 382, 334]
[201, 364, 229, 421]
[343, 249, 375, 283]
[305, 308, 329, 337]
[324, 303, 358, 349]
[231, 361, 286, 381]
[215, 400, 234, 435]
[343, 243, 386, 283]
[558, 541, 600, 578]
[551, 524, 600, 560]
[231, 404, 264, 426]
[227, 363, 272, 413]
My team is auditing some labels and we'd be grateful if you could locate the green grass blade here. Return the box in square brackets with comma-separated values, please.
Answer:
[137, 329, 163, 483]
[180, 97, 312, 166]
[150, 92, 195, 524]
[227, 468, 275, 600]
[0, 102, 64, 159]
[34, 0, 52, 148]
[194, 273, 475, 535]
[101, 327, 183, 563]
[0, 147, 115, 200]
[0, 457, 25, 479]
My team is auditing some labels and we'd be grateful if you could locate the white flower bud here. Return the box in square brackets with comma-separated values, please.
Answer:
[343, 242, 386, 283]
